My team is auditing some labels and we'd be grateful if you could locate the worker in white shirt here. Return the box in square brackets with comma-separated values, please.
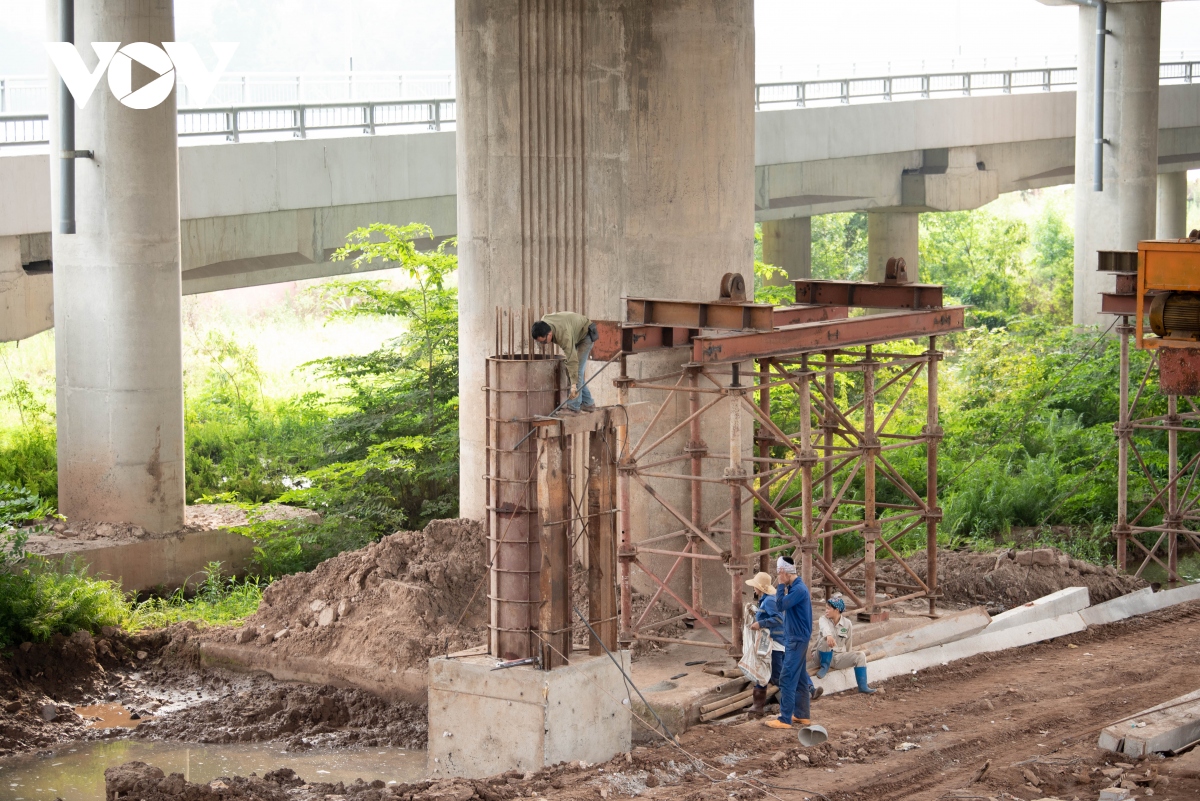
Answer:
[815, 596, 875, 694]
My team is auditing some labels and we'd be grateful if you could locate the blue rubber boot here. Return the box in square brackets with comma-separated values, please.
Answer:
[854, 666, 876, 694]
[816, 650, 834, 679]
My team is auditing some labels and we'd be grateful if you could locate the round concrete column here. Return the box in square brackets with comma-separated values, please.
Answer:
[1073, 1, 1161, 325]
[867, 212, 919, 282]
[1157, 171, 1188, 239]
[47, 1, 185, 531]
[457, 0, 755, 521]
[761, 217, 812, 285]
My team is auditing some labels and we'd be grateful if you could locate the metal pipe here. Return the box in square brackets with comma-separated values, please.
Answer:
[1065, 0, 1108, 192]
[57, 0, 75, 234]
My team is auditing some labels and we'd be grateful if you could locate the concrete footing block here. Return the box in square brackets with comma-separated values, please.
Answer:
[1081, 583, 1200, 627]
[861, 606, 991, 662]
[986, 586, 1090, 634]
[427, 652, 632, 779]
[1099, 688, 1200, 757]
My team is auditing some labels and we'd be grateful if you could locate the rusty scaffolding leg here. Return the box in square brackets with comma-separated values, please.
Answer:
[617, 355, 633, 647]
[1115, 319, 1131, 572]
[1168, 393, 1180, 588]
[861, 346, 879, 621]
[821, 351, 835, 602]
[756, 358, 772, 574]
[727, 364, 746, 655]
[926, 337, 941, 616]
[689, 367, 706, 617]
[798, 354, 816, 589]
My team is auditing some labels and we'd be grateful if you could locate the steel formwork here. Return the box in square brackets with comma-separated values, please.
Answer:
[611, 291, 964, 655]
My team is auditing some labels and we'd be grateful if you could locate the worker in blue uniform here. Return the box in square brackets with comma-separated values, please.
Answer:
[764, 555, 813, 729]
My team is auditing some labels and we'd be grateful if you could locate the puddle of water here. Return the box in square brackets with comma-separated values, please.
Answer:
[0, 740, 427, 801]
[73, 704, 151, 729]
[1137, 552, 1200, 586]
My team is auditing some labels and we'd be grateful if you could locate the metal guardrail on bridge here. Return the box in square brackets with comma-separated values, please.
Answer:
[2, 61, 1197, 149]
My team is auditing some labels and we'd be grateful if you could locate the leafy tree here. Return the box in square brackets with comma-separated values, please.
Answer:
[919, 211, 1030, 328]
[812, 212, 868, 281]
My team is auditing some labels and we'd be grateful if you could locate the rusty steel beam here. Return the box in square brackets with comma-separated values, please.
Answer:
[1101, 293, 1138, 316]
[793, 280, 943, 310]
[772, 304, 849, 326]
[625, 297, 776, 331]
[691, 307, 966, 363]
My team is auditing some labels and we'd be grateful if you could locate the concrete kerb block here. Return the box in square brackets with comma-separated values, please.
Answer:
[1099, 688, 1200, 758]
[861, 606, 991, 662]
[985, 586, 1090, 634]
[427, 652, 632, 779]
[1081, 583, 1200, 627]
[811, 612, 1088, 698]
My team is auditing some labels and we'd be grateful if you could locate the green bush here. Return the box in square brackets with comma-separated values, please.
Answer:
[0, 554, 131, 648]
[130, 561, 263, 629]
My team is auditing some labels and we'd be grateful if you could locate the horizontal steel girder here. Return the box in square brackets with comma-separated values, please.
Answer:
[691, 307, 966, 363]
[592, 306, 848, 360]
[625, 297, 776, 331]
[793, 280, 944, 309]
[1101, 293, 1138, 316]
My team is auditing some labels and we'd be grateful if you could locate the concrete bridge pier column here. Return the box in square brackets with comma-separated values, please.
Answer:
[47, 0, 186, 531]
[1073, 0, 1161, 325]
[1157, 172, 1189, 239]
[762, 217, 811, 284]
[867, 212, 919, 282]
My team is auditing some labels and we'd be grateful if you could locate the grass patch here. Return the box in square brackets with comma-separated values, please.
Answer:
[130, 562, 264, 629]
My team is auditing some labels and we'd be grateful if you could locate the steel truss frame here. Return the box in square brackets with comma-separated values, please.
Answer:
[613, 337, 945, 655]
[1114, 320, 1200, 585]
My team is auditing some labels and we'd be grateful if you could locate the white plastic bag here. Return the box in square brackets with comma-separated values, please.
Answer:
[737, 604, 773, 686]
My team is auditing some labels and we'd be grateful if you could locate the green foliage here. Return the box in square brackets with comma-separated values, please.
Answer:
[0, 482, 55, 531]
[920, 211, 1031, 328]
[0, 347, 57, 500]
[130, 561, 263, 629]
[812, 213, 868, 281]
[0, 557, 131, 648]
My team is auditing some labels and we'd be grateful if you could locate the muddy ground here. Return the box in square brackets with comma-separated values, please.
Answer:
[102, 598, 1200, 801]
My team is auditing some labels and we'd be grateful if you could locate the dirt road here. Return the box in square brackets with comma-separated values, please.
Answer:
[98, 599, 1200, 801]
[599, 598, 1200, 801]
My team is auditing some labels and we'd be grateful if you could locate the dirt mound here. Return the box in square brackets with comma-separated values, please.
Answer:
[874, 547, 1146, 610]
[211, 519, 488, 675]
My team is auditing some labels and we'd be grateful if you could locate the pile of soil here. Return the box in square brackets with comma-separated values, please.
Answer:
[209, 519, 488, 675]
[873, 546, 1146, 610]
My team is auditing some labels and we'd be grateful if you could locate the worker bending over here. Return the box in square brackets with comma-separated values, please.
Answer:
[765, 556, 812, 729]
[816, 596, 876, 694]
[531, 312, 597, 413]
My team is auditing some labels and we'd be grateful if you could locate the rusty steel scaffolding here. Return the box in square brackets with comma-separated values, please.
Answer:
[1111, 322, 1200, 585]
[609, 279, 964, 655]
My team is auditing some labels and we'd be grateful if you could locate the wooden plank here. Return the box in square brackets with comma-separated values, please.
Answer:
[588, 428, 618, 655]
[536, 435, 571, 669]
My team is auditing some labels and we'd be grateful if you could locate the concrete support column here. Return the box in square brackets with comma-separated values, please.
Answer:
[1073, 1, 1161, 325]
[761, 217, 811, 284]
[457, 0, 755, 524]
[1157, 172, 1189, 239]
[47, 1, 185, 531]
[866, 212, 919, 282]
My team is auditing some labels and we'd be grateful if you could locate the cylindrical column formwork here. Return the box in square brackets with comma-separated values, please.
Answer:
[486, 355, 560, 660]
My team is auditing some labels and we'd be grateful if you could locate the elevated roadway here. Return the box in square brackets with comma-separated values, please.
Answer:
[3, 79, 1199, 342]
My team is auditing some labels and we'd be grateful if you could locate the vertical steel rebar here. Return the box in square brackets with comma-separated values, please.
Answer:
[862, 346, 878, 617]
[926, 337, 940, 616]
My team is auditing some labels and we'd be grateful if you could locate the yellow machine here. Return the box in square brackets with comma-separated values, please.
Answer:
[1133, 230, 1200, 394]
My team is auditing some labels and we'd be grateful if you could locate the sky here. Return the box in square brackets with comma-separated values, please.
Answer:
[1, 0, 1199, 78]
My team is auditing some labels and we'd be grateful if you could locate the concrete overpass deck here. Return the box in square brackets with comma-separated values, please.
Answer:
[2, 75, 1198, 342]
